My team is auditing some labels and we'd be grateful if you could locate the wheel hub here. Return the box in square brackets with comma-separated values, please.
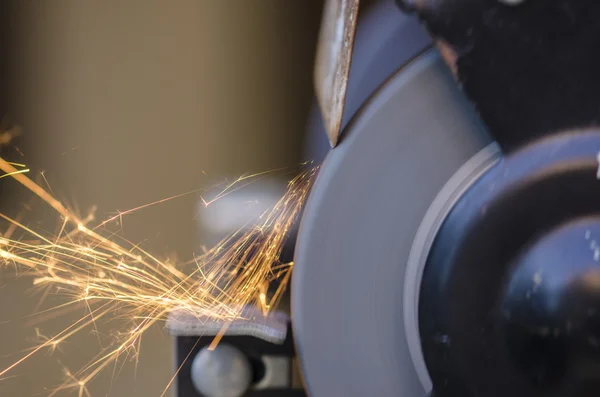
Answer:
[421, 131, 600, 397]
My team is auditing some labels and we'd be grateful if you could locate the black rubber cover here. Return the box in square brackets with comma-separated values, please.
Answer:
[396, 0, 600, 152]
[420, 130, 600, 397]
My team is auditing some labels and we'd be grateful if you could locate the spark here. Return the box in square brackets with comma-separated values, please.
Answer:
[0, 160, 29, 180]
[96, 188, 208, 229]
[0, 168, 30, 179]
[6, 161, 26, 168]
[0, 156, 317, 395]
[198, 167, 287, 208]
[161, 337, 201, 397]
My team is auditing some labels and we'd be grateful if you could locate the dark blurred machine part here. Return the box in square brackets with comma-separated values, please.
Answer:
[0, 2, 10, 112]
[0, 2, 19, 203]
[294, 1, 600, 397]
[0, 1, 15, 150]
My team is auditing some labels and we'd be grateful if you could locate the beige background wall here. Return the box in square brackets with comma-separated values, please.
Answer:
[0, 1, 322, 396]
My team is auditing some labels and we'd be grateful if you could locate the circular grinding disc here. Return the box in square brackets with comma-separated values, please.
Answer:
[292, 50, 493, 396]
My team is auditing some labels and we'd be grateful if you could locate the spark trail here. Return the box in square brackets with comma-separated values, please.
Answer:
[0, 157, 317, 396]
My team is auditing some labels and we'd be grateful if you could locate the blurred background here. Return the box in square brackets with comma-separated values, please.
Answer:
[0, 1, 324, 396]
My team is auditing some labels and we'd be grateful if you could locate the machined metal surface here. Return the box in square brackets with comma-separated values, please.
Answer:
[293, 49, 492, 397]
[314, 0, 360, 147]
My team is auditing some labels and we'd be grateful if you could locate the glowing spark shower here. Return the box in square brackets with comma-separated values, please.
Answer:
[0, 156, 317, 396]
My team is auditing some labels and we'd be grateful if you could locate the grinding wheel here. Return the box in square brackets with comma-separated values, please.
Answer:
[293, 49, 494, 396]
[294, 0, 600, 395]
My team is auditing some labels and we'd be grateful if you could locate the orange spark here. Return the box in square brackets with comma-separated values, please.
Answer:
[0, 155, 317, 395]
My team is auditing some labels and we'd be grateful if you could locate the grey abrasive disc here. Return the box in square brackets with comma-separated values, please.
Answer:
[292, 50, 493, 397]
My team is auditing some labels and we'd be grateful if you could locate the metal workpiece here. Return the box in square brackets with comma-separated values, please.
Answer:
[314, 0, 360, 147]
[304, 0, 431, 162]
[167, 306, 289, 345]
[312, 0, 433, 149]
